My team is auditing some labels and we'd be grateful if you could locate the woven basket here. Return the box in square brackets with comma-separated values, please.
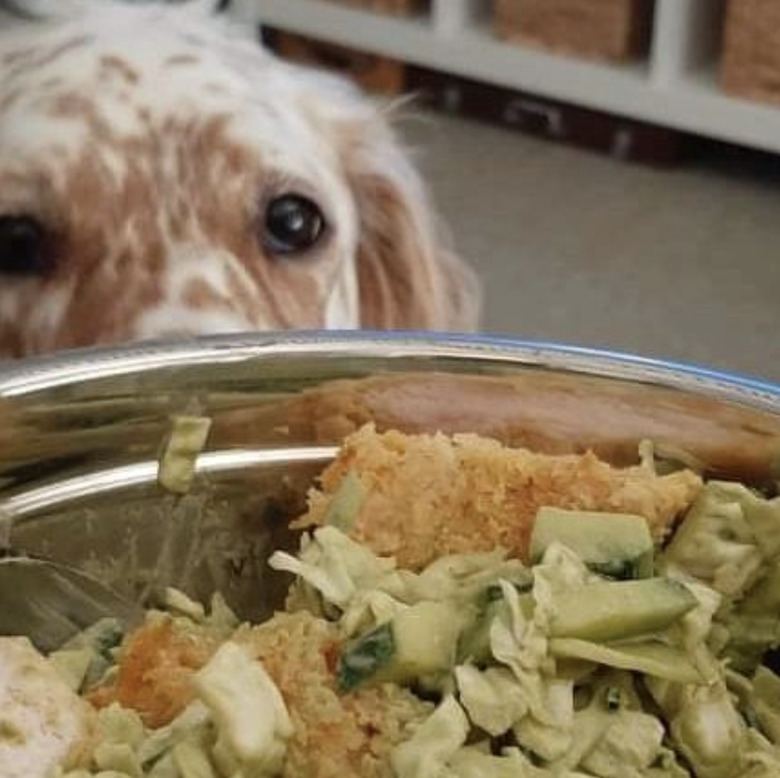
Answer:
[495, 0, 654, 62]
[323, 0, 425, 15]
[269, 30, 407, 95]
[722, 0, 780, 105]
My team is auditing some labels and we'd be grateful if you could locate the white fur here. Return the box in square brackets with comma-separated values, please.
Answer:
[134, 304, 261, 341]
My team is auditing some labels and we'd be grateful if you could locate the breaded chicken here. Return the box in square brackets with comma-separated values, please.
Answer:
[233, 611, 432, 778]
[0, 637, 94, 778]
[294, 426, 704, 570]
[89, 611, 430, 778]
[88, 616, 221, 728]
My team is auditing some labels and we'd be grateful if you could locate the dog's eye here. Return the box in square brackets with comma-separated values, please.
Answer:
[0, 216, 50, 276]
[263, 195, 325, 256]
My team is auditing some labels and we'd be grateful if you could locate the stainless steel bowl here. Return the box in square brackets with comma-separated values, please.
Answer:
[1, 333, 779, 621]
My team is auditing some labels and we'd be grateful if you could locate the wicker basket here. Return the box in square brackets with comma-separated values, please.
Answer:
[323, 0, 425, 15]
[268, 30, 407, 95]
[495, 0, 654, 63]
[722, 0, 780, 106]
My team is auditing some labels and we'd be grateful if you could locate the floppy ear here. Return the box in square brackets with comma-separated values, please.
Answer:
[261, 54, 480, 330]
[343, 111, 481, 332]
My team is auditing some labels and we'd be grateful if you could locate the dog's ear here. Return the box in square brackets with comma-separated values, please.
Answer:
[263, 57, 480, 331]
[341, 110, 481, 331]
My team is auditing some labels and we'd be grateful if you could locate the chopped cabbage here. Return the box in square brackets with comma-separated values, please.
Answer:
[648, 679, 748, 778]
[97, 705, 146, 752]
[485, 549, 589, 761]
[136, 702, 211, 768]
[269, 526, 397, 611]
[663, 482, 780, 601]
[54, 617, 124, 690]
[408, 549, 532, 603]
[580, 709, 665, 778]
[340, 589, 409, 638]
[668, 580, 723, 684]
[171, 741, 217, 778]
[272, 527, 532, 628]
[162, 589, 205, 623]
[749, 666, 780, 744]
[390, 695, 469, 778]
[455, 664, 527, 736]
[722, 564, 780, 672]
[513, 678, 575, 762]
[662, 482, 780, 674]
[157, 416, 212, 495]
[448, 747, 534, 778]
[489, 581, 552, 721]
[662, 483, 766, 598]
[48, 648, 93, 692]
[192, 641, 292, 776]
[93, 742, 142, 777]
[449, 746, 592, 777]
[202, 592, 240, 637]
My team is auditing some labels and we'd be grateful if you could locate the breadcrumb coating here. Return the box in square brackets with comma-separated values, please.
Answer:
[295, 426, 703, 570]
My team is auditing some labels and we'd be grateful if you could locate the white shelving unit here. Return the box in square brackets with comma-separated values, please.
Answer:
[230, 0, 780, 155]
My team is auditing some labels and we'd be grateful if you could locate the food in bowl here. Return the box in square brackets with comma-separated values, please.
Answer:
[3, 426, 780, 778]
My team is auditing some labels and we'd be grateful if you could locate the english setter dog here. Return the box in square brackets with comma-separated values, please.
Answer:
[0, 0, 479, 357]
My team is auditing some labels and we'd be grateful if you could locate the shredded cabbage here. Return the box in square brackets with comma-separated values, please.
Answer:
[455, 664, 527, 736]
[157, 416, 212, 495]
[192, 641, 293, 776]
[486, 550, 587, 762]
[269, 526, 397, 611]
[579, 709, 665, 778]
[663, 482, 780, 605]
[390, 695, 469, 778]
[448, 746, 592, 777]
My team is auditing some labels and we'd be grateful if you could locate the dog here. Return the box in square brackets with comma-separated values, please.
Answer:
[0, 0, 479, 357]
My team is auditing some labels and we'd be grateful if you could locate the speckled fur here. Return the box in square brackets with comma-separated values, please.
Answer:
[0, 1, 479, 357]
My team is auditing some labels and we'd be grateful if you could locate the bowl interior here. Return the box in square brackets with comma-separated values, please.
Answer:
[1, 334, 778, 620]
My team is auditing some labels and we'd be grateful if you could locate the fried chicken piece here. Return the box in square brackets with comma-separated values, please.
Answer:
[233, 611, 431, 778]
[87, 617, 221, 728]
[294, 426, 704, 570]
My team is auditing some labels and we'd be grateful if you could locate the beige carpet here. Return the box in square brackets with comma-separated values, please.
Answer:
[403, 113, 780, 384]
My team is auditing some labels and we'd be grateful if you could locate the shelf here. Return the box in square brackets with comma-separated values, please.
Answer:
[231, 0, 780, 155]
[663, 68, 780, 153]
[243, 1, 651, 110]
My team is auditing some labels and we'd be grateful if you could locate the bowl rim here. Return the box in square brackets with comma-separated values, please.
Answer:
[0, 331, 778, 410]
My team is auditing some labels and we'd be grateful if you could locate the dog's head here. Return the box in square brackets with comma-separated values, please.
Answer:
[0, 0, 479, 356]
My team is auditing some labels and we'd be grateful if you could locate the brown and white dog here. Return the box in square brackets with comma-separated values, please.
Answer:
[0, 0, 479, 357]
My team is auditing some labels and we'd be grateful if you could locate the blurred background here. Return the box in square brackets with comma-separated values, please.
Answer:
[230, 0, 780, 382]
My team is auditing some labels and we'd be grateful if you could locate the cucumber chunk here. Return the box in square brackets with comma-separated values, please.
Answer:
[338, 601, 465, 691]
[531, 507, 654, 579]
[323, 470, 366, 532]
[550, 638, 703, 684]
[338, 623, 396, 692]
[549, 579, 698, 642]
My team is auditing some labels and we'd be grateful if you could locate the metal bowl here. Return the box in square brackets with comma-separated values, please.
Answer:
[1, 333, 779, 621]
